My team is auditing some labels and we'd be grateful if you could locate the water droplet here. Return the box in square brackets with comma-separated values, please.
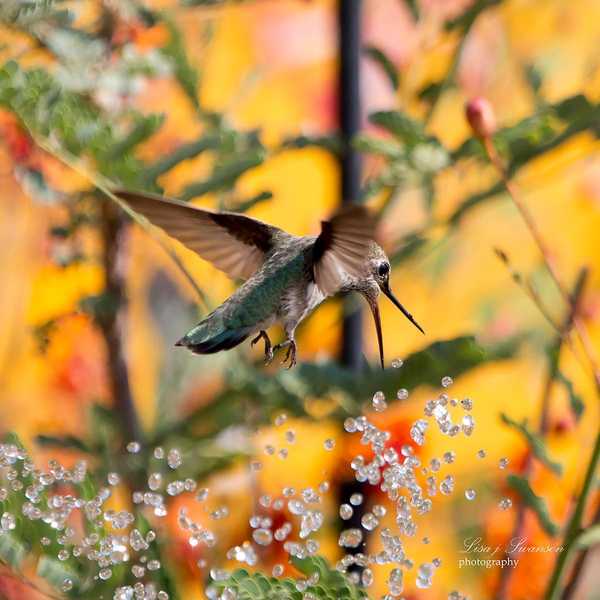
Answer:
[461, 415, 475, 436]
[274, 413, 287, 426]
[107, 472, 120, 485]
[272, 564, 284, 577]
[499, 498, 512, 510]
[372, 391, 387, 412]
[285, 430, 296, 443]
[461, 398, 473, 411]
[167, 448, 182, 469]
[98, 568, 112, 580]
[210, 568, 229, 582]
[338, 528, 363, 548]
[252, 528, 273, 546]
[61, 578, 73, 592]
[396, 388, 409, 400]
[126, 441, 140, 454]
[443, 451, 456, 464]
[361, 512, 379, 531]
[153, 447, 164, 459]
[441, 376, 453, 388]
[344, 418, 357, 433]
[323, 438, 335, 451]
[465, 489, 476, 501]
[477, 449, 487, 459]
[440, 475, 454, 495]
[499, 457, 509, 469]
[339, 504, 353, 520]
[1, 512, 16, 531]
[391, 358, 403, 369]
[361, 567, 374, 587]
[349, 493, 363, 506]
[148, 473, 162, 491]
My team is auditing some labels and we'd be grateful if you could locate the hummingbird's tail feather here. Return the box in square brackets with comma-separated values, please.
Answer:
[175, 321, 253, 355]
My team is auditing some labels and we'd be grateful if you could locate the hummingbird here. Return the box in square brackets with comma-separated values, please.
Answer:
[114, 190, 424, 368]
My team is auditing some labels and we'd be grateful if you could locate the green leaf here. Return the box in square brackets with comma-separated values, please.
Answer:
[0, 532, 26, 568]
[180, 151, 265, 200]
[79, 292, 119, 325]
[500, 413, 563, 475]
[279, 134, 342, 155]
[404, 0, 420, 20]
[575, 524, 600, 549]
[556, 372, 585, 421]
[213, 556, 367, 600]
[418, 81, 444, 105]
[106, 113, 165, 160]
[353, 134, 403, 159]
[37, 555, 80, 591]
[363, 45, 399, 90]
[227, 190, 273, 213]
[143, 134, 222, 182]
[35, 434, 90, 452]
[389, 233, 428, 265]
[448, 181, 505, 225]
[507, 474, 559, 536]
[160, 18, 200, 111]
[524, 64, 543, 94]
[444, 0, 501, 32]
[369, 110, 426, 146]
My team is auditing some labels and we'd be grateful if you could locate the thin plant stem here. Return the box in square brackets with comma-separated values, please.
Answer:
[495, 269, 587, 600]
[561, 502, 600, 599]
[493, 248, 589, 376]
[482, 136, 600, 387]
[481, 132, 600, 599]
[544, 431, 600, 599]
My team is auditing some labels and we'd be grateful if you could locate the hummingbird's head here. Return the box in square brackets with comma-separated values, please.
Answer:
[354, 243, 425, 368]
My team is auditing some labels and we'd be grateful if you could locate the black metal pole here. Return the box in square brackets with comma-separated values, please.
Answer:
[338, 1, 367, 574]
[339, 0, 363, 371]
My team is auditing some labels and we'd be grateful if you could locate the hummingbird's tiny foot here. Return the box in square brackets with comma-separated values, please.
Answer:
[265, 348, 274, 365]
[252, 330, 272, 360]
[282, 341, 297, 369]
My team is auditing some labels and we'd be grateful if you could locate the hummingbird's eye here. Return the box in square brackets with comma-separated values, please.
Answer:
[377, 262, 390, 277]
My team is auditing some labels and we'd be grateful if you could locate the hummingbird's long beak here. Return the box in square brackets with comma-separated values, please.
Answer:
[382, 283, 425, 335]
[364, 294, 385, 369]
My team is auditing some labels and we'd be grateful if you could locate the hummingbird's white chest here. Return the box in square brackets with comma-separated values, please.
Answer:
[278, 281, 326, 332]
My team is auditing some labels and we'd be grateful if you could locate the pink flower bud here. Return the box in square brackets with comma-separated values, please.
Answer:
[465, 97, 496, 138]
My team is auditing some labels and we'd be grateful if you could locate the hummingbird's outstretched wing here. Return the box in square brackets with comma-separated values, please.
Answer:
[313, 205, 378, 296]
[113, 189, 290, 281]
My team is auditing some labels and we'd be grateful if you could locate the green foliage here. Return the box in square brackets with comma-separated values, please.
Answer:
[213, 556, 368, 600]
[556, 372, 585, 421]
[575, 524, 600, 549]
[500, 413, 563, 475]
[152, 335, 522, 446]
[363, 45, 399, 90]
[507, 474, 559, 537]
[160, 17, 201, 111]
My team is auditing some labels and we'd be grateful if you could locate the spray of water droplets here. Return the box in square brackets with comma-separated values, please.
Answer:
[0, 370, 511, 599]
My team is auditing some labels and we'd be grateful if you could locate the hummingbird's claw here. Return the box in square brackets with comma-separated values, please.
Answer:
[251, 330, 272, 361]
[265, 347, 275, 365]
[267, 339, 296, 368]
[281, 341, 297, 369]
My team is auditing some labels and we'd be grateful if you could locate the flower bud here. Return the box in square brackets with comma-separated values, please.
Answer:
[465, 97, 496, 138]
